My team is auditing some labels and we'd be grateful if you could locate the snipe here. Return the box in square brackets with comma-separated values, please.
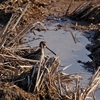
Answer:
[24, 41, 56, 63]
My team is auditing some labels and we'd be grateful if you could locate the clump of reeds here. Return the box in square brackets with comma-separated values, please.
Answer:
[70, 1, 100, 23]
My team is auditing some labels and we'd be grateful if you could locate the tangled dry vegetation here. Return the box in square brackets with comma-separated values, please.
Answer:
[69, 0, 100, 72]
[70, 1, 100, 24]
[0, 0, 100, 100]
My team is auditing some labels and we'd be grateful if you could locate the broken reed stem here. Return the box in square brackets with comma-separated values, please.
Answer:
[38, 58, 51, 90]
[89, 67, 100, 85]
[0, 14, 14, 49]
[38, 71, 46, 91]
[1, 14, 13, 35]
[71, 1, 86, 16]
[57, 73, 62, 95]
[78, 3, 97, 20]
[6, 46, 38, 51]
[12, 3, 29, 31]
[65, 0, 73, 15]
[0, 54, 39, 63]
[92, 91, 96, 100]
[33, 62, 42, 92]
[69, 30, 77, 44]
[34, 70, 44, 92]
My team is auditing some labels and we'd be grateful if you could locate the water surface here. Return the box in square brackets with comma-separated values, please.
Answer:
[24, 20, 91, 74]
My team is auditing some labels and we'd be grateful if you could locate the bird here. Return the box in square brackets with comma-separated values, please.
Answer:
[23, 41, 56, 63]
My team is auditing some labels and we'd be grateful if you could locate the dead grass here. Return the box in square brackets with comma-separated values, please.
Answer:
[70, 1, 100, 24]
[0, 0, 100, 100]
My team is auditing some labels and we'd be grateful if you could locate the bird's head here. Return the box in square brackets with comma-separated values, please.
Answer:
[39, 41, 47, 48]
[39, 41, 56, 55]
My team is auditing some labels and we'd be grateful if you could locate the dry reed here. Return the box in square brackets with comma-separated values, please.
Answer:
[0, 1, 100, 100]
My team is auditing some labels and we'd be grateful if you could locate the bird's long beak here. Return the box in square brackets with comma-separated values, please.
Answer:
[46, 46, 56, 55]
